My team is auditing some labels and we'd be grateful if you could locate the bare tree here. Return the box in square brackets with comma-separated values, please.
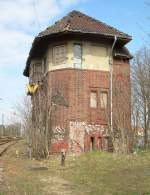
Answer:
[15, 96, 33, 158]
[132, 47, 150, 148]
[15, 82, 51, 159]
[112, 75, 132, 154]
[30, 78, 52, 159]
[101, 73, 132, 154]
[15, 96, 32, 138]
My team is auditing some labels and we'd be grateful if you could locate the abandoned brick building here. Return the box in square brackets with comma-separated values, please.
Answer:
[24, 11, 132, 154]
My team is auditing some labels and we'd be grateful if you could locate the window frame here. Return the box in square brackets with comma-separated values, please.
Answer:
[100, 90, 108, 109]
[31, 63, 42, 75]
[73, 43, 82, 69]
[90, 90, 98, 108]
[43, 56, 47, 73]
[52, 44, 67, 66]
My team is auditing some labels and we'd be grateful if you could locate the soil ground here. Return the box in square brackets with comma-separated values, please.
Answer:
[0, 140, 150, 195]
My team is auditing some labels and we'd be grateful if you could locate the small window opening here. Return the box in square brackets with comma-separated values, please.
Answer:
[73, 44, 82, 68]
[100, 91, 108, 109]
[90, 91, 97, 108]
[53, 45, 66, 65]
[43, 57, 47, 73]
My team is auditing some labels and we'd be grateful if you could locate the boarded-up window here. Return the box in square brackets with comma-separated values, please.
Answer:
[30, 63, 42, 83]
[74, 44, 82, 68]
[43, 57, 47, 73]
[35, 63, 42, 73]
[100, 91, 108, 109]
[53, 45, 66, 65]
[30, 63, 42, 76]
[90, 91, 97, 108]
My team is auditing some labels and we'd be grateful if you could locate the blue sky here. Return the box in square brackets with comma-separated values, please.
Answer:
[0, 0, 149, 123]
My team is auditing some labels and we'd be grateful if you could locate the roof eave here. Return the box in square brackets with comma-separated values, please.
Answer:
[38, 29, 132, 41]
[23, 30, 132, 77]
[114, 53, 133, 60]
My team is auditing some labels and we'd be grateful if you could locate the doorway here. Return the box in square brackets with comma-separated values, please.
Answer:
[98, 137, 102, 150]
[90, 137, 95, 151]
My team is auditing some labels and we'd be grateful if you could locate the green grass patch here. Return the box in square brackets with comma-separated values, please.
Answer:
[1, 141, 150, 195]
[59, 151, 150, 195]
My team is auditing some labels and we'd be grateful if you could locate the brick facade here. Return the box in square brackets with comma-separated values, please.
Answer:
[24, 11, 132, 155]
[46, 59, 131, 154]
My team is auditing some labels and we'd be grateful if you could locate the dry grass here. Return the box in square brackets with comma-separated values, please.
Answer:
[0, 141, 150, 195]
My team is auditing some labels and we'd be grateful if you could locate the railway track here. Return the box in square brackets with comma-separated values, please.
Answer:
[0, 137, 21, 156]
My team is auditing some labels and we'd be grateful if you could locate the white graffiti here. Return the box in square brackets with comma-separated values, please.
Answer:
[69, 123, 85, 153]
[53, 126, 66, 134]
[70, 121, 105, 134]
[69, 121, 107, 153]
[52, 126, 66, 143]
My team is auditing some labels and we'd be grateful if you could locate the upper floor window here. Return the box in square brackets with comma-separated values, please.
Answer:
[100, 91, 108, 109]
[29, 63, 42, 83]
[73, 44, 82, 68]
[43, 57, 47, 73]
[53, 45, 66, 65]
[30, 63, 42, 76]
[90, 91, 97, 108]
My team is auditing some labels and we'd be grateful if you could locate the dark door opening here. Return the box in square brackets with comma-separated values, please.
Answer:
[90, 137, 95, 151]
[98, 137, 102, 150]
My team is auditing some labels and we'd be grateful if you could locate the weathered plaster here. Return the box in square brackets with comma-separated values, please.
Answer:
[46, 41, 110, 72]
[69, 121, 107, 154]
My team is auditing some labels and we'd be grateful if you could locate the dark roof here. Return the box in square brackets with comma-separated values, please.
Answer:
[38, 10, 131, 39]
[114, 47, 133, 59]
[24, 10, 132, 77]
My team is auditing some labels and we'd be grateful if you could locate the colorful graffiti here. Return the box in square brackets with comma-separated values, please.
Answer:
[69, 122, 85, 153]
[69, 121, 107, 153]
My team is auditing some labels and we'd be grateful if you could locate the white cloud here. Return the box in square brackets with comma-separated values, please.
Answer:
[0, 0, 87, 68]
[0, 0, 60, 31]
[0, 0, 87, 124]
[0, 27, 33, 69]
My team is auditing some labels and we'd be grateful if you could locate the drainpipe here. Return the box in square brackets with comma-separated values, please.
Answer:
[109, 35, 117, 134]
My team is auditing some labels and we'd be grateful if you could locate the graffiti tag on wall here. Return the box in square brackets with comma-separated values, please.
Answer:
[70, 121, 105, 134]
[69, 121, 106, 153]
[51, 126, 66, 143]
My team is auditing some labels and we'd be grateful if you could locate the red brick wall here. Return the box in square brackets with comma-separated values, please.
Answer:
[113, 59, 131, 130]
[47, 69, 110, 126]
[43, 59, 131, 153]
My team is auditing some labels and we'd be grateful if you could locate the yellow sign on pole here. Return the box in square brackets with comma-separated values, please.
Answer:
[27, 84, 38, 95]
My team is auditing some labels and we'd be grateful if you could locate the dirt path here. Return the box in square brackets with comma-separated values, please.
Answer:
[40, 176, 76, 195]
[0, 141, 17, 156]
[0, 141, 80, 195]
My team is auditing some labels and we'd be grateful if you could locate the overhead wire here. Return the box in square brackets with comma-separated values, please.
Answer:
[32, 0, 41, 31]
